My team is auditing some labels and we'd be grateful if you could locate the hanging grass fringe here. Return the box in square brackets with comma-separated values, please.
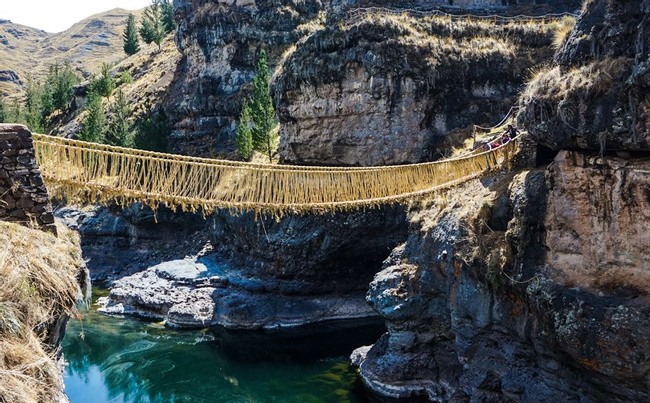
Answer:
[32, 124, 518, 216]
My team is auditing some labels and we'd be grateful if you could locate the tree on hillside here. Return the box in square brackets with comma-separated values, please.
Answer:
[235, 99, 253, 160]
[140, 0, 166, 51]
[24, 76, 44, 133]
[123, 13, 140, 56]
[248, 49, 277, 162]
[160, 0, 176, 34]
[41, 62, 80, 117]
[80, 90, 105, 143]
[134, 102, 169, 152]
[0, 98, 6, 123]
[88, 63, 115, 98]
[105, 89, 133, 147]
[7, 99, 22, 124]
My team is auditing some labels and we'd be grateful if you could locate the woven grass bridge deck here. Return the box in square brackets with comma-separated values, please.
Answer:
[33, 127, 518, 216]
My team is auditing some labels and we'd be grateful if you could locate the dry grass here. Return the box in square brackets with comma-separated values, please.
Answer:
[275, 11, 559, 97]
[522, 57, 633, 102]
[0, 221, 83, 403]
[551, 16, 576, 50]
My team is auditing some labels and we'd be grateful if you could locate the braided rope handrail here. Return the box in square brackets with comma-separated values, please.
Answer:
[344, 7, 577, 28]
[32, 129, 520, 215]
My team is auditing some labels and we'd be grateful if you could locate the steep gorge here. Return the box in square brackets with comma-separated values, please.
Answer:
[355, 0, 650, 401]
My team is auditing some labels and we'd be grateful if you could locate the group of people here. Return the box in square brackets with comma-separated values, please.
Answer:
[482, 124, 518, 151]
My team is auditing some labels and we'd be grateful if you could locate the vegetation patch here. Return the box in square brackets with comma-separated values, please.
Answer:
[0, 222, 83, 403]
[274, 13, 562, 97]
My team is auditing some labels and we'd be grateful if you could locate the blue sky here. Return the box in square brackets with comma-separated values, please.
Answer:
[1, 0, 152, 33]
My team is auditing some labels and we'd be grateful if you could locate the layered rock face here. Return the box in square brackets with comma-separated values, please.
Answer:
[167, 0, 329, 158]
[357, 164, 649, 401]
[545, 151, 650, 295]
[357, 1, 650, 401]
[274, 13, 557, 165]
[56, 204, 210, 282]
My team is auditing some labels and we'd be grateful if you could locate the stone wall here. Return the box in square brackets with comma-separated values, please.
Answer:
[0, 124, 56, 233]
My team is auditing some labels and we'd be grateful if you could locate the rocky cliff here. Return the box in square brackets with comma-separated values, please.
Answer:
[166, 0, 570, 162]
[166, 0, 329, 158]
[520, 0, 650, 152]
[355, 0, 650, 401]
[274, 12, 558, 166]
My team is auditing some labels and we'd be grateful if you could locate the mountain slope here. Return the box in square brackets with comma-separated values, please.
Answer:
[0, 8, 142, 98]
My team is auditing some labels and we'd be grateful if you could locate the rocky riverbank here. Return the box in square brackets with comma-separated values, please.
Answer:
[95, 206, 407, 329]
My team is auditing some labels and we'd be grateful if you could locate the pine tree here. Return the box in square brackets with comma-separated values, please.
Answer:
[41, 62, 80, 117]
[248, 49, 276, 162]
[134, 103, 169, 152]
[140, 0, 166, 51]
[235, 99, 253, 160]
[88, 63, 115, 98]
[160, 0, 176, 34]
[80, 91, 105, 143]
[8, 98, 22, 124]
[105, 89, 132, 147]
[0, 98, 6, 123]
[24, 76, 44, 132]
[123, 13, 140, 56]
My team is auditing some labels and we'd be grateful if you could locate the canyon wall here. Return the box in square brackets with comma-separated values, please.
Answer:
[356, 0, 650, 401]
[273, 14, 556, 166]
[167, 0, 330, 158]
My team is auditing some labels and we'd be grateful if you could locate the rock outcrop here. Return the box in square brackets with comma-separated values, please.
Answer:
[274, 11, 558, 166]
[356, 161, 649, 401]
[55, 204, 210, 282]
[520, 0, 650, 151]
[356, 0, 650, 401]
[167, 0, 329, 158]
[99, 206, 408, 328]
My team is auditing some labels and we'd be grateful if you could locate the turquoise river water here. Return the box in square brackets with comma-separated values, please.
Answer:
[62, 288, 383, 403]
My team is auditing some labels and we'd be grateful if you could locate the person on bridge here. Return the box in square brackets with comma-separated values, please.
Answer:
[504, 124, 519, 140]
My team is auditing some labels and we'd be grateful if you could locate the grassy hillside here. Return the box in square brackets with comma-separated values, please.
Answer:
[0, 8, 143, 98]
[51, 34, 181, 138]
[0, 221, 84, 403]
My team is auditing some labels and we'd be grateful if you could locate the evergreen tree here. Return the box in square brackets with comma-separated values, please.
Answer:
[160, 0, 176, 34]
[140, 0, 166, 51]
[123, 13, 140, 56]
[41, 62, 80, 117]
[248, 49, 276, 162]
[105, 89, 132, 147]
[235, 99, 253, 160]
[24, 76, 44, 132]
[88, 63, 115, 98]
[8, 98, 22, 124]
[134, 103, 169, 152]
[80, 91, 105, 143]
[0, 98, 6, 123]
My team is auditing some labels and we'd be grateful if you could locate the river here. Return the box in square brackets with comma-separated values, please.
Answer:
[62, 288, 383, 403]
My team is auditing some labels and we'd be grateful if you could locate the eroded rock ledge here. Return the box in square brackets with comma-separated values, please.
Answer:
[97, 206, 408, 329]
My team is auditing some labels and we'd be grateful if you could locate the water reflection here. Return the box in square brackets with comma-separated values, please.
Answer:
[63, 288, 381, 403]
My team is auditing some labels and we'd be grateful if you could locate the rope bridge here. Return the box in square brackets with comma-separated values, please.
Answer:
[32, 126, 518, 216]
